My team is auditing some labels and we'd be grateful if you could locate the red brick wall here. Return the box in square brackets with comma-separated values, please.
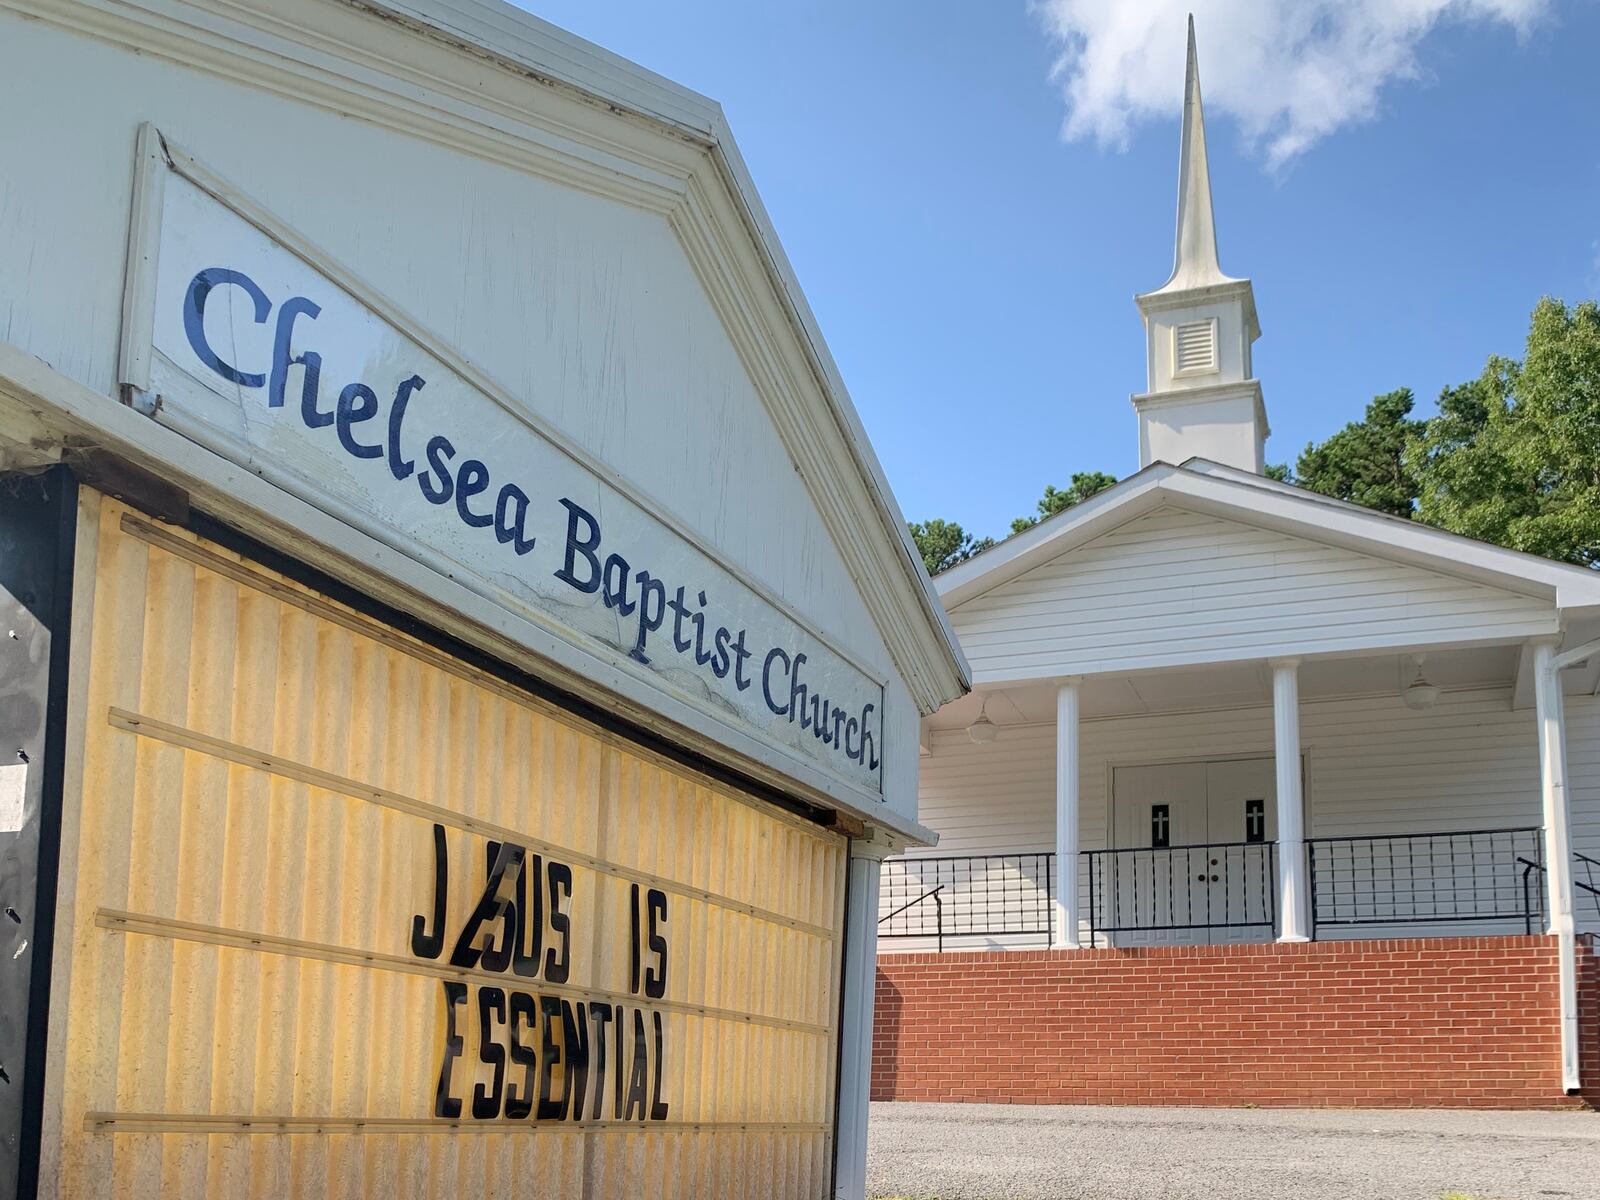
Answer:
[873, 936, 1596, 1108]
[1580, 937, 1600, 1103]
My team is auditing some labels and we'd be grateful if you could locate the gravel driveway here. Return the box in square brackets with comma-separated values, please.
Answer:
[867, 1102, 1600, 1200]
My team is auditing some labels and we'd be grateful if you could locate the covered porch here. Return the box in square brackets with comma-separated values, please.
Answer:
[886, 463, 1600, 1103]
[882, 638, 1600, 951]
[878, 637, 1600, 1096]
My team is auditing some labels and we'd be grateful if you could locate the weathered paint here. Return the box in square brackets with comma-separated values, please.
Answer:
[42, 492, 846, 1199]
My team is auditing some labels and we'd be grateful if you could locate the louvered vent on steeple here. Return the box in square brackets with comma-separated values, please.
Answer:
[1174, 319, 1217, 375]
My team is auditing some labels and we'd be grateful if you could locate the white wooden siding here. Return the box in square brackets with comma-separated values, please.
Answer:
[915, 723, 1063, 855]
[951, 508, 1556, 681]
[888, 688, 1600, 949]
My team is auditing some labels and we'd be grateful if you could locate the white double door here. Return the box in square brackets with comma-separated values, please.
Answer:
[1108, 757, 1277, 945]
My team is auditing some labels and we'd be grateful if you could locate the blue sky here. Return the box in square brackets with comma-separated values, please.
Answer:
[521, 1, 1600, 543]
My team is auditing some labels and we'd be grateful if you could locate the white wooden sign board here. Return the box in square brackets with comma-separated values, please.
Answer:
[118, 132, 884, 799]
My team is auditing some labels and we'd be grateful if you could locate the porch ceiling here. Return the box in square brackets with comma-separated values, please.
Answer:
[923, 641, 1589, 730]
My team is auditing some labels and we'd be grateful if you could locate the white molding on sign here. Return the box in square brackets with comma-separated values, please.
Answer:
[139, 125, 885, 690]
[123, 126, 888, 799]
[3, 0, 969, 717]
[116, 121, 166, 398]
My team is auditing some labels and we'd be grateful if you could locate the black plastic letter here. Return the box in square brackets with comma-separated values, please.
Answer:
[645, 888, 668, 1000]
[544, 861, 572, 984]
[505, 989, 538, 1120]
[473, 986, 507, 1119]
[411, 823, 448, 960]
[435, 981, 467, 1119]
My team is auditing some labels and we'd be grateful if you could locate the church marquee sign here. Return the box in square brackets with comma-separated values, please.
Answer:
[49, 497, 846, 1196]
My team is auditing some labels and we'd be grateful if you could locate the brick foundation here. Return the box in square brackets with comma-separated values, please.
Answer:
[872, 935, 1597, 1108]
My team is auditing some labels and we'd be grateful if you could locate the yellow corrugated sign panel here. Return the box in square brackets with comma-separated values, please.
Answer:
[46, 493, 847, 1198]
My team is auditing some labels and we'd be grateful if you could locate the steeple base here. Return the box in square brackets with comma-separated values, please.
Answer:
[1132, 380, 1267, 472]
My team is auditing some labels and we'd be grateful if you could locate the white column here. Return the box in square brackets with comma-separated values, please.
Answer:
[1271, 658, 1309, 942]
[834, 832, 894, 1200]
[1533, 637, 1580, 1092]
[1054, 678, 1083, 948]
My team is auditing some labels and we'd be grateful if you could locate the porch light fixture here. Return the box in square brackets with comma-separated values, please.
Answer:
[966, 695, 1000, 743]
[1402, 655, 1440, 711]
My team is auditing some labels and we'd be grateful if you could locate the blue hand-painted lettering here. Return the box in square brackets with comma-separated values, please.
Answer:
[179, 267, 879, 779]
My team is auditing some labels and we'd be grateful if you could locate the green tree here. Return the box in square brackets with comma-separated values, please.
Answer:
[908, 518, 995, 576]
[1293, 388, 1425, 518]
[1413, 298, 1600, 566]
[1009, 472, 1118, 535]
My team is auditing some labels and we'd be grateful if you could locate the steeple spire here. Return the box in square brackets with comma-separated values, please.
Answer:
[1157, 15, 1234, 293]
[1131, 16, 1266, 474]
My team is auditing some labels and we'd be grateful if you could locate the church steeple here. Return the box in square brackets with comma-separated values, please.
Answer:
[1133, 17, 1268, 474]
[1158, 16, 1231, 294]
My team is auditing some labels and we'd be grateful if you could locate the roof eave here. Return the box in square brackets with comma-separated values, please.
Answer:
[941, 460, 1600, 617]
[358, 0, 971, 711]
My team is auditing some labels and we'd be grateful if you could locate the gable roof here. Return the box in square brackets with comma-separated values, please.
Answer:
[367, 1, 968, 713]
[938, 459, 1600, 620]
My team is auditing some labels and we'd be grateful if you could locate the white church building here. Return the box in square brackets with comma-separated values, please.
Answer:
[873, 23, 1600, 1109]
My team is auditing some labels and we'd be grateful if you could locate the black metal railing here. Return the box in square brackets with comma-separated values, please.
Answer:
[1576, 853, 1600, 919]
[1307, 827, 1543, 934]
[877, 853, 1054, 945]
[1518, 851, 1600, 931]
[876, 830, 1577, 950]
[878, 885, 944, 951]
[1083, 842, 1277, 936]
[1519, 855, 1547, 933]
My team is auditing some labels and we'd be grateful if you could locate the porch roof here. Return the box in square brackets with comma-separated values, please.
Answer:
[938, 460, 1600, 619]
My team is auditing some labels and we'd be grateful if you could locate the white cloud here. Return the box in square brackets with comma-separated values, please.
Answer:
[1033, 0, 1549, 168]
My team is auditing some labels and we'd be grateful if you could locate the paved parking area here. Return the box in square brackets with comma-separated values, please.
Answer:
[868, 1102, 1600, 1200]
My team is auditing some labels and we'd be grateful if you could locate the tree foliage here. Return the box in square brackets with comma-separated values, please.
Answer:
[908, 473, 1117, 576]
[1412, 298, 1600, 566]
[1293, 388, 1426, 518]
[1009, 472, 1119, 535]
[908, 518, 994, 577]
[1279, 297, 1600, 564]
